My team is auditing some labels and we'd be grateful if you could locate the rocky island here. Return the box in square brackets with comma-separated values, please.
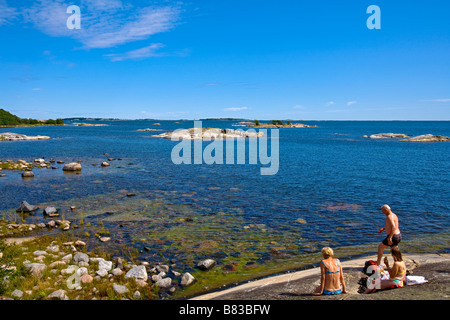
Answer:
[366, 133, 450, 142]
[153, 128, 264, 140]
[234, 120, 317, 128]
[0, 132, 50, 141]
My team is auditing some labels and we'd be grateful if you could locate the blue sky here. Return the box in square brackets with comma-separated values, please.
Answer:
[0, 0, 449, 120]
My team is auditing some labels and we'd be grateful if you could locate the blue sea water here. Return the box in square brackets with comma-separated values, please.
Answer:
[1, 120, 449, 271]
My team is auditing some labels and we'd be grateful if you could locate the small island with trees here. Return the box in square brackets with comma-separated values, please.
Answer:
[234, 120, 317, 128]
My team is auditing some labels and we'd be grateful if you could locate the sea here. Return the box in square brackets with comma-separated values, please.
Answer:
[1, 120, 449, 296]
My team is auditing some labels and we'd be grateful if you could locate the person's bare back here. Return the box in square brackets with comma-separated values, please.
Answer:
[385, 211, 400, 236]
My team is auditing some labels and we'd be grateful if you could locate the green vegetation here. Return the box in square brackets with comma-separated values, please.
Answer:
[0, 108, 64, 127]
[253, 120, 260, 126]
[271, 120, 284, 125]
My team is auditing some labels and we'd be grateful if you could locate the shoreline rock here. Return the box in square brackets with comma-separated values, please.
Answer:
[63, 162, 82, 172]
[400, 134, 450, 142]
[154, 128, 264, 140]
[0, 132, 50, 141]
[367, 133, 450, 142]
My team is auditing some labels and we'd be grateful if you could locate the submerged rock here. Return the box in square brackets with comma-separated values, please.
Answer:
[43, 207, 58, 216]
[16, 201, 37, 213]
[21, 171, 34, 178]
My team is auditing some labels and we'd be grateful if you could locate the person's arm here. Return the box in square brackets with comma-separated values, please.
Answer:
[385, 259, 399, 278]
[377, 227, 385, 233]
[339, 260, 347, 293]
[313, 263, 326, 295]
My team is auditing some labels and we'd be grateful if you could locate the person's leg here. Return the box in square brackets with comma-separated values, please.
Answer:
[379, 279, 398, 290]
[377, 242, 387, 265]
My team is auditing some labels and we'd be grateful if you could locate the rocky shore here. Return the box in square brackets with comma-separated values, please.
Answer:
[153, 128, 264, 140]
[366, 133, 450, 142]
[0, 132, 50, 141]
[0, 218, 204, 300]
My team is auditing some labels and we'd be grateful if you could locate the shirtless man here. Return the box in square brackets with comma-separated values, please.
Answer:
[377, 204, 402, 266]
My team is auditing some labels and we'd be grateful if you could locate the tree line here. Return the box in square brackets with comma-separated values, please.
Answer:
[0, 108, 64, 126]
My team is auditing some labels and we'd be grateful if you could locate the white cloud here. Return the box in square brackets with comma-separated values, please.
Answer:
[18, 0, 181, 49]
[224, 106, 248, 111]
[293, 105, 304, 109]
[0, 0, 17, 26]
[325, 101, 335, 106]
[105, 43, 165, 61]
[347, 101, 357, 106]
[421, 99, 450, 102]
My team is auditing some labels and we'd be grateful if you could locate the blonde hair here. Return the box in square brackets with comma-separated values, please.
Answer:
[321, 247, 334, 259]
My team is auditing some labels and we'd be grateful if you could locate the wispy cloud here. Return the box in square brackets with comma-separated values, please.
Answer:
[0, 0, 17, 26]
[224, 106, 248, 111]
[421, 98, 450, 102]
[293, 105, 304, 109]
[325, 101, 335, 106]
[105, 43, 165, 61]
[9, 75, 38, 82]
[347, 101, 357, 106]
[11, 0, 181, 50]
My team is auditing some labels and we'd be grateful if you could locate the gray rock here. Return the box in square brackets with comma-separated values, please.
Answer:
[113, 284, 129, 295]
[11, 289, 23, 299]
[181, 272, 196, 287]
[61, 254, 72, 262]
[125, 265, 148, 281]
[76, 267, 88, 276]
[43, 207, 58, 216]
[16, 201, 37, 213]
[369, 133, 411, 139]
[46, 244, 59, 253]
[156, 264, 170, 273]
[197, 259, 216, 271]
[24, 263, 47, 277]
[47, 289, 69, 300]
[96, 269, 108, 277]
[98, 259, 113, 272]
[400, 134, 450, 143]
[21, 171, 34, 178]
[112, 268, 123, 276]
[73, 252, 89, 264]
[156, 277, 172, 288]
[33, 250, 47, 256]
[63, 162, 82, 171]
[133, 290, 141, 299]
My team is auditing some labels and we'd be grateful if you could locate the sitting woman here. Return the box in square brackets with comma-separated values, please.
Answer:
[364, 245, 406, 294]
[313, 247, 347, 295]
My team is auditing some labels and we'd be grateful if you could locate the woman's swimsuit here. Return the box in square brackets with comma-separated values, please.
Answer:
[321, 259, 342, 295]
[390, 268, 406, 288]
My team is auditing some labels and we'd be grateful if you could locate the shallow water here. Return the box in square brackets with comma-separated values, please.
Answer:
[1, 120, 449, 293]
